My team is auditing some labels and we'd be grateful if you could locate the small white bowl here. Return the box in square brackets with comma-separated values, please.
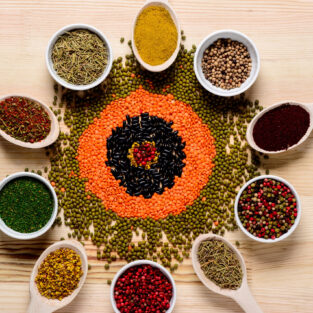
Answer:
[132, 0, 181, 72]
[194, 29, 260, 97]
[234, 175, 301, 243]
[0, 172, 58, 240]
[110, 260, 176, 313]
[46, 24, 113, 91]
[0, 94, 59, 149]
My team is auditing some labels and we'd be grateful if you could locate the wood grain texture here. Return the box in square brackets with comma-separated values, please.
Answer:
[0, 1, 313, 312]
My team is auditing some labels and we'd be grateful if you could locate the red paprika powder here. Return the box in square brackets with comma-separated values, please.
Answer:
[252, 104, 310, 151]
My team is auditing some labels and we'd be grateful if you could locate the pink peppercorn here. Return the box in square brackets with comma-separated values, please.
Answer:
[114, 264, 173, 313]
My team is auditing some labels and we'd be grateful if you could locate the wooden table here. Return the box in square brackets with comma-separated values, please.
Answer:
[1, 1, 313, 312]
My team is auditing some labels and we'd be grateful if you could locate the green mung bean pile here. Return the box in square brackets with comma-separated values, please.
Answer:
[44, 39, 261, 271]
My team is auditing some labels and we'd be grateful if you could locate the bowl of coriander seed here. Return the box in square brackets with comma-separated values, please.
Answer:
[194, 29, 260, 97]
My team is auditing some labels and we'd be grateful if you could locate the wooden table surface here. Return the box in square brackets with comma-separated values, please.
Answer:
[1, 0, 313, 312]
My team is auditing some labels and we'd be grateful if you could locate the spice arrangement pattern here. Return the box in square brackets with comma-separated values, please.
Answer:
[46, 41, 261, 270]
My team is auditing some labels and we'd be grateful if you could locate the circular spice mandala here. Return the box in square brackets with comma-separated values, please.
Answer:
[46, 42, 262, 271]
[77, 89, 215, 219]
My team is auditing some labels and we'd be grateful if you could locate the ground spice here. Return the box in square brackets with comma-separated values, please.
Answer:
[0, 96, 51, 143]
[134, 6, 178, 66]
[197, 239, 243, 290]
[114, 264, 173, 312]
[35, 248, 83, 300]
[51, 29, 108, 85]
[45, 39, 261, 269]
[253, 104, 310, 151]
[0, 177, 54, 233]
[238, 178, 297, 239]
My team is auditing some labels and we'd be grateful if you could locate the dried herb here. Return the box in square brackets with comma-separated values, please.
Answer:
[0, 177, 54, 233]
[35, 248, 83, 300]
[197, 239, 243, 290]
[0, 96, 51, 143]
[51, 29, 108, 85]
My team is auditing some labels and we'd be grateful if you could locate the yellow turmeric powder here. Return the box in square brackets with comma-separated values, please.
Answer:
[134, 6, 178, 66]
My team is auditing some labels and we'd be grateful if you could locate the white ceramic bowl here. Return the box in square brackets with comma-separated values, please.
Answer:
[132, 0, 181, 72]
[110, 260, 176, 313]
[46, 24, 113, 91]
[234, 175, 301, 243]
[0, 172, 58, 240]
[194, 29, 260, 97]
[0, 94, 59, 149]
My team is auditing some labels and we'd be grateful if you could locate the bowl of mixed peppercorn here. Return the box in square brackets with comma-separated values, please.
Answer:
[110, 260, 176, 313]
[235, 175, 301, 243]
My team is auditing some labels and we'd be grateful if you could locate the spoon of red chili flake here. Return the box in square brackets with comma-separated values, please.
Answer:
[113, 264, 173, 313]
[0, 96, 51, 143]
[237, 178, 298, 240]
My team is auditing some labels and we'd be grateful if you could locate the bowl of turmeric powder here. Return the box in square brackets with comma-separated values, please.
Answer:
[132, 0, 181, 72]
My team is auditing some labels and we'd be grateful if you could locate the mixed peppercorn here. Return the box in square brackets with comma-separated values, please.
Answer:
[237, 178, 298, 239]
[114, 264, 173, 313]
[44, 38, 261, 270]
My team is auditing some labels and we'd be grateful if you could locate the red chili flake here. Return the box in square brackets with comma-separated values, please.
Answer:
[0, 96, 51, 143]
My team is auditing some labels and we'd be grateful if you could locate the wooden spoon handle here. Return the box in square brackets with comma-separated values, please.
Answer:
[26, 297, 54, 313]
[233, 283, 263, 313]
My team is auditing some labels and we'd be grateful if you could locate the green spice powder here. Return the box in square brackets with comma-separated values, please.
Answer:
[0, 177, 54, 233]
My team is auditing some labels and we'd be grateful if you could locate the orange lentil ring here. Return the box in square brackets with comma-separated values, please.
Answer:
[77, 88, 216, 220]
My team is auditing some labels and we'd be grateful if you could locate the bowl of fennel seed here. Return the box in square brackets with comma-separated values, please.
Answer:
[46, 24, 113, 91]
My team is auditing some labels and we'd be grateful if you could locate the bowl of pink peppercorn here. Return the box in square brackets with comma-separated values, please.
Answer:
[234, 175, 301, 243]
[110, 260, 176, 313]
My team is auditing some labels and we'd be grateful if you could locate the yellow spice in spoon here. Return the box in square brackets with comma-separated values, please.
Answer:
[134, 6, 178, 66]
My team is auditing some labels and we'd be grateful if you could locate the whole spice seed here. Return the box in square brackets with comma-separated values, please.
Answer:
[35, 248, 83, 300]
[197, 239, 243, 290]
[44, 37, 261, 268]
[128, 141, 159, 170]
[0, 177, 54, 233]
[238, 178, 297, 239]
[51, 29, 108, 85]
[0, 96, 51, 143]
[134, 6, 178, 66]
[253, 104, 310, 151]
[201, 38, 252, 90]
[114, 264, 173, 312]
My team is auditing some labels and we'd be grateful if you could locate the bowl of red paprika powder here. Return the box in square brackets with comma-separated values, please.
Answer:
[110, 260, 176, 313]
[234, 175, 301, 243]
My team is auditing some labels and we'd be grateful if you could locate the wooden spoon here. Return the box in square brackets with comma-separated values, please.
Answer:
[246, 100, 313, 154]
[27, 240, 88, 313]
[0, 94, 59, 149]
[192, 234, 263, 313]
